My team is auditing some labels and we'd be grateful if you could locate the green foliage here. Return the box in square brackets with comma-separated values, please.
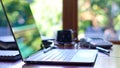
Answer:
[78, 0, 120, 34]
[78, 20, 92, 32]
[91, 0, 110, 9]
[0, 0, 62, 37]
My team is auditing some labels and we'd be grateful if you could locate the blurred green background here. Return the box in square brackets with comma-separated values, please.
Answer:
[78, 0, 120, 39]
[1, 0, 120, 40]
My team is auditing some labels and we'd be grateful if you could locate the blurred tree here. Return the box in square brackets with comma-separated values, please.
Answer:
[91, 0, 120, 31]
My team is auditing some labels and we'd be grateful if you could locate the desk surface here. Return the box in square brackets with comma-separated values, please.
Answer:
[0, 45, 120, 68]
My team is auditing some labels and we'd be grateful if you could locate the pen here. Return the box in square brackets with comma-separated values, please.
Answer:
[43, 46, 57, 53]
[96, 47, 110, 55]
[43, 47, 53, 53]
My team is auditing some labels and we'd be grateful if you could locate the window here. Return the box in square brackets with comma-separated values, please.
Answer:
[78, 0, 120, 41]
[31, 0, 63, 39]
[1, 0, 120, 42]
[0, 0, 62, 38]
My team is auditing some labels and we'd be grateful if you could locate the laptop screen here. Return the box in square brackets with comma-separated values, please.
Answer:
[1, 0, 44, 59]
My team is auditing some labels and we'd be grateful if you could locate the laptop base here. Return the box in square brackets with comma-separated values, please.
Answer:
[25, 60, 96, 66]
[24, 49, 98, 66]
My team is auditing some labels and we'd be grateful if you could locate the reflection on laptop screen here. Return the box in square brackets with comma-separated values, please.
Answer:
[2, 0, 44, 59]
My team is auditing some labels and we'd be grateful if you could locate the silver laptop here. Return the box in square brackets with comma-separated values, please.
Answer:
[2, 0, 98, 65]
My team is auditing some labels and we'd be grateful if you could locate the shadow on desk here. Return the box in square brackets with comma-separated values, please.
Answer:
[22, 64, 94, 68]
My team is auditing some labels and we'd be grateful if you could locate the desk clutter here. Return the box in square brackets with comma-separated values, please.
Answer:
[0, 36, 18, 50]
[0, 28, 113, 61]
[79, 37, 113, 49]
[79, 37, 113, 55]
[0, 37, 21, 61]
[56, 29, 74, 45]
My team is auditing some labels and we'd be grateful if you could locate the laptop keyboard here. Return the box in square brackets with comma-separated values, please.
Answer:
[36, 49, 78, 61]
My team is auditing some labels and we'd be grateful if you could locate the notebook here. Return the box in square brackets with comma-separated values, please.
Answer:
[1, 0, 98, 65]
[0, 0, 21, 61]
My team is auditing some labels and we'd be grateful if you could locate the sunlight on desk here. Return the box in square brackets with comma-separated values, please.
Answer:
[94, 45, 120, 68]
[110, 45, 120, 57]
[94, 57, 120, 68]
[0, 60, 24, 68]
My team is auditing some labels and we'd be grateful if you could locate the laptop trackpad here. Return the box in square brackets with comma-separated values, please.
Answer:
[71, 50, 98, 63]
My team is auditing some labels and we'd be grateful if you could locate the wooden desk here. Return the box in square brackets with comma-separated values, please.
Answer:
[0, 45, 120, 68]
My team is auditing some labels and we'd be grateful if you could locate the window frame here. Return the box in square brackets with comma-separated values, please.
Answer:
[63, 0, 78, 40]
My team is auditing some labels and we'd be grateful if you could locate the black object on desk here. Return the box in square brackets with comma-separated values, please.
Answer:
[79, 37, 113, 49]
[56, 29, 73, 45]
[79, 38, 111, 55]
[42, 40, 53, 48]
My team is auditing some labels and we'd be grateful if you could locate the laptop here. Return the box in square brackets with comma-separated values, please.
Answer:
[0, 1, 21, 61]
[1, 0, 98, 65]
